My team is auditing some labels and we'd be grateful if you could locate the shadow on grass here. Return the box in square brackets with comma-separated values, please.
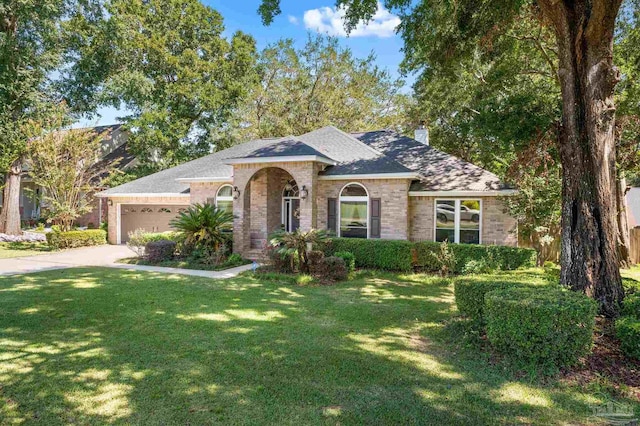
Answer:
[0, 267, 631, 424]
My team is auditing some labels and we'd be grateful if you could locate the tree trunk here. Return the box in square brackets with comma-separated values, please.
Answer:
[0, 158, 22, 235]
[539, 0, 624, 317]
[616, 177, 632, 268]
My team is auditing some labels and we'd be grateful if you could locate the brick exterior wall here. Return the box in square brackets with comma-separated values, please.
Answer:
[106, 195, 191, 244]
[189, 182, 230, 204]
[106, 166, 518, 251]
[408, 196, 517, 246]
[316, 179, 412, 240]
[75, 197, 108, 228]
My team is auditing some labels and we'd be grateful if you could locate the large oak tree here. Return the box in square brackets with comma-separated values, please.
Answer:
[260, 0, 632, 316]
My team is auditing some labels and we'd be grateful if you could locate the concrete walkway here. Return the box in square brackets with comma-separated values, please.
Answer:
[0, 245, 254, 279]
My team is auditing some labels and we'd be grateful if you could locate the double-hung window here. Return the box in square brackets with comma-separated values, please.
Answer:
[435, 199, 481, 244]
[339, 183, 369, 238]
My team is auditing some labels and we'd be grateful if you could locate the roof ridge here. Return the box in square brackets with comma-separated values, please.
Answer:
[327, 126, 420, 176]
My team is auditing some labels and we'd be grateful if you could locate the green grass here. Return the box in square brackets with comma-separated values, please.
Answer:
[0, 267, 636, 424]
[118, 256, 251, 271]
[0, 242, 53, 259]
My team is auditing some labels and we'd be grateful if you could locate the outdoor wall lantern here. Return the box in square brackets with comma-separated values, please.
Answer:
[108, 199, 113, 207]
[300, 185, 308, 200]
[233, 186, 241, 200]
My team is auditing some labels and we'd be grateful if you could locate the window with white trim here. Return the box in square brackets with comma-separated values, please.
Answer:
[339, 183, 368, 238]
[435, 199, 481, 244]
[215, 185, 234, 214]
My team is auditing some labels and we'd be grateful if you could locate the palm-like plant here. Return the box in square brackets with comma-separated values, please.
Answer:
[170, 204, 234, 257]
[269, 228, 329, 273]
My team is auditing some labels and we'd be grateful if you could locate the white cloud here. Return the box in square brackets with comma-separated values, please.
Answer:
[303, 2, 400, 38]
[288, 15, 299, 25]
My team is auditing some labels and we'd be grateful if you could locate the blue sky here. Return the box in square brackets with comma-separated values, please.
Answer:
[81, 0, 409, 127]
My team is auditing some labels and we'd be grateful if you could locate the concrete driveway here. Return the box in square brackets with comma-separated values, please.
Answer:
[0, 244, 254, 278]
[0, 245, 133, 276]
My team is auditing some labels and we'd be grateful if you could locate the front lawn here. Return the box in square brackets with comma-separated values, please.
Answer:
[0, 267, 637, 424]
[0, 242, 53, 259]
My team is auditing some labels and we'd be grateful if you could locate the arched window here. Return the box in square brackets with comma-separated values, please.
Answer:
[339, 183, 368, 238]
[282, 180, 299, 198]
[215, 184, 234, 214]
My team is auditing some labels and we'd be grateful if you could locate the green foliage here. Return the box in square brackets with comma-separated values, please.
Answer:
[334, 251, 355, 273]
[429, 241, 456, 277]
[225, 36, 413, 142]
[622, 292, 640, 318]
[616, 316, 640, 360]
[126, 229, 185, 257]
[45, 229, 107, 249]
[269, 229, 329, 274]
[454, 279, 524, 322]
[324, 238, 535, 273]
[26, 106, 115, 231]
[145, 240, 176, 263]
[324, 238, 414, 272]
[66, 0, 258, 168]
[170, 204, 233, 259]
[485, 287, 597, 371]
[413, 241, 537, 273]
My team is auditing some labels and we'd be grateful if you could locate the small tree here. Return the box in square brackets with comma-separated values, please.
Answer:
[26, 109, 113, 231]
[269, 229, 329, 274]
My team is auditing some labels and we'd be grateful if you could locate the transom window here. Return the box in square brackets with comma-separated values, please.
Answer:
[435, 199, 481, 244]
[282, 180, 299, 198]
[339, 183, 368, 239]
[215, 184, 234, 214]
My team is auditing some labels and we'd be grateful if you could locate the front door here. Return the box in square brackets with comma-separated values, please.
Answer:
[283, 198, 300, 232]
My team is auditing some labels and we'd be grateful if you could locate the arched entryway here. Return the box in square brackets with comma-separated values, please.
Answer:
[241, 167, 300, 251]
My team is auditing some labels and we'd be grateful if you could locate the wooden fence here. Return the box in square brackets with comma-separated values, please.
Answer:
[630, 228, 640, 265]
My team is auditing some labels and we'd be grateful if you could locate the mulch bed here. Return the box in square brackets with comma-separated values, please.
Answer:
[561, 317, 640, 401]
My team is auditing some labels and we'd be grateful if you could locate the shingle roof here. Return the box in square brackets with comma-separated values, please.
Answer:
[352, 130, 507, 191]
[226, 137, 332, 161]
[100, 125, 509, 195]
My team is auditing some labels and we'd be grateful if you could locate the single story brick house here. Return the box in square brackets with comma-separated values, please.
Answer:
[98, 126, 517, 258]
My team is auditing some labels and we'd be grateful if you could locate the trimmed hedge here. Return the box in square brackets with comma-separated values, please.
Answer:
[323, 238, 414, 272]
[46, 230, 107, 249]
[616, 316, 640, 360]
[485, 287, 597, 370]
[454, 280, 523, 322]
[413, 241, 537, 273]
[616, 292, 640, 360]
[621, 293, 640, 318]
[322, 238, 536, 273]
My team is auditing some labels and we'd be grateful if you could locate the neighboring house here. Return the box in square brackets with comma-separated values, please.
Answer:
[626, 187, 640, 229]
[98, 126, 518, 258]
[0, 124, 135, 228]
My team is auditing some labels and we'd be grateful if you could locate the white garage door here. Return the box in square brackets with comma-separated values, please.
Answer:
[120, 204, 189, 243]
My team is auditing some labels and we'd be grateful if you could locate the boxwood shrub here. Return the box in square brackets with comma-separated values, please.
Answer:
[322, 238, 536, 273]
[454, 279, 524, 322]
[485, 287, 597, 371]
[616, 293, 640, 360]
[413, 241, 536, 273]
[46, 229, 107, 249]
[323, 238, 414, 272]
[616, 316, 640, 360]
